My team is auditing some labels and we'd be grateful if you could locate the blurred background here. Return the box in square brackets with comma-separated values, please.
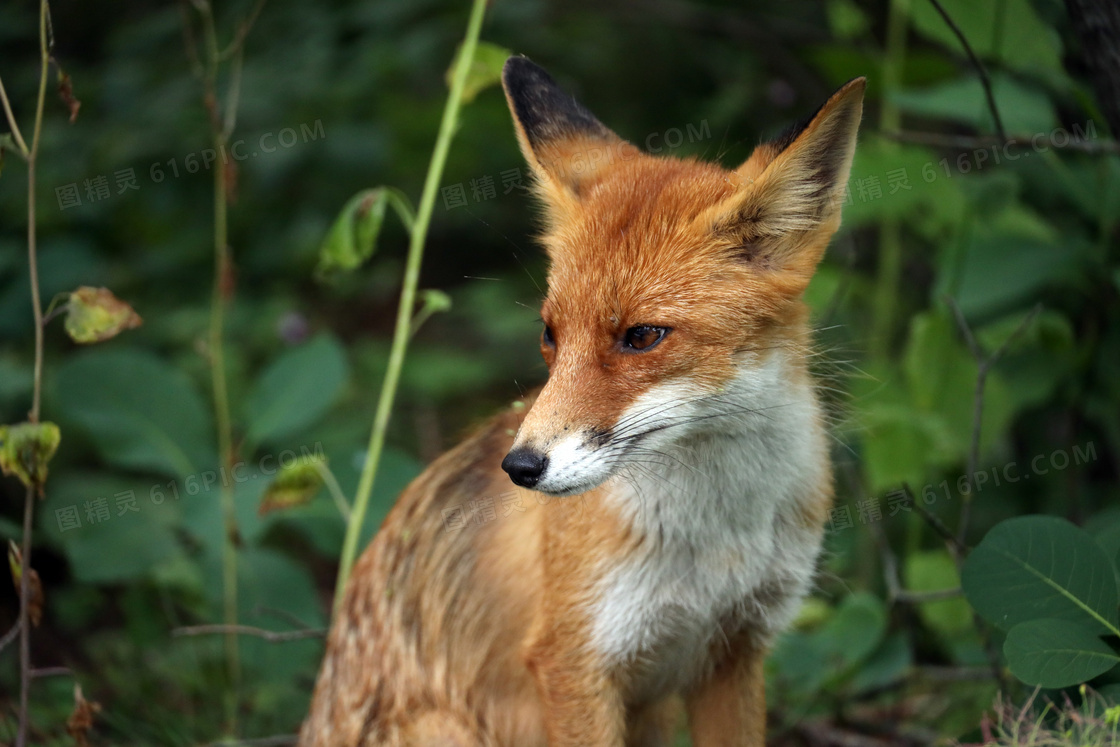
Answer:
[1, 0, 1118, 744]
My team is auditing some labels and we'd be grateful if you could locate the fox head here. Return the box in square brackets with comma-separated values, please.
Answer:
[499, 57, 864, 496]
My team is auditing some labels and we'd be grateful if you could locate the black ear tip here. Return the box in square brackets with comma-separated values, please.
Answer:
[501, 55, 553, 90]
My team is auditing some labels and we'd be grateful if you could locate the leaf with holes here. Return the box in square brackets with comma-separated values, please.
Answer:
[962, 516, 1120, 635]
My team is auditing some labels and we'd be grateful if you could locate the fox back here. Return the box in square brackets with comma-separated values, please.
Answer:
[300, 57, 864, 747]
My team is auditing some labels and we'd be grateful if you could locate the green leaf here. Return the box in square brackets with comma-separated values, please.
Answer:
[848, 632, 913, 694]
[258, 454, 326, 515]
[954, 234, 1085, 318]
[0, 421, 61, 493]
[905, 550, 973, 639]
[446, 41, 510, 103]
[39, 473, 182, 584]
[63, 286, 143, 344]
[316, 187, 415, 276]
[243, 333, 349, 448]
[909, 0, 1063, 78]
[891, 74, 1057, 135]
[815, 592, 889, 675]
[962, 516, 1120, 635]
[53, 348, 214, 479]
[1004, 618, 1120, 688]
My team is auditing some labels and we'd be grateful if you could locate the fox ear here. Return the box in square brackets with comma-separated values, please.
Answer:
[701, 77, 865, 283]
[502, 56, 632, 211]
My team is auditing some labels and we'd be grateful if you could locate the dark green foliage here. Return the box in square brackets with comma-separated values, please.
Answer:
[1, 0, 1118, 743]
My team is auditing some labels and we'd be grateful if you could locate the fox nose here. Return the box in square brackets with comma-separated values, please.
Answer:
[501, 448, 548, 488]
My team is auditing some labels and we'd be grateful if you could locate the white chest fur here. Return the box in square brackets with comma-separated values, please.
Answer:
[588, 353, 828, 701]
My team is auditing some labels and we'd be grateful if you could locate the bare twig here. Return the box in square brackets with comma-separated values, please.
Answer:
[205, 735, 298, 747]
[941, 300, 1039, 695]
[917, 665, 1000, 682]
[945, 301, 1042, 548]
[926, 0, 1006, 140]
[900, 483, 967, 556]
[0, 618, 21, 653]
[172, 624, 325, 643]
[895, 587, 963, 603]
[15, 5, 53, 745]
[184, 1, 267, 731]
[871, 508, 963, 604]
[884, 129, 1120, 155]
[29, 666, 72, 679]
[218, 0, 267, 61]
[314, 461, 350, 521]
[0, 76, 30, 157]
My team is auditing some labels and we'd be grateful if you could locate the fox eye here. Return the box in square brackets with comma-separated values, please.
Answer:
[622, 325, 669, 352]
[542, 324, 556, 347]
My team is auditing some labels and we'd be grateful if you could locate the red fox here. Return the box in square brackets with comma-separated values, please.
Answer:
[300, 57, 865, 747]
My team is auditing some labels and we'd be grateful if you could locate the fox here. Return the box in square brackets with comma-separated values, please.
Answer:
[299, 56, 865, 747]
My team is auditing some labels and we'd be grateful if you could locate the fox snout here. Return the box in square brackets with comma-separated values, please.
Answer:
[500, 448, 548, 488]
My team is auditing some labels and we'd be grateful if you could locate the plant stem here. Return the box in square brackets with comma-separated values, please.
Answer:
[0, 76, 30, 157]
[315, 462, 350, 522]
[333, 0, 489, 610]
[870, 0, 910, 361]
[17, 4, 51, 745]
[195, 0, 240, 731]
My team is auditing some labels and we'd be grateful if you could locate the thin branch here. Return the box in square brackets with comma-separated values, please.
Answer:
[18, 5, 52, 745]
[871, 510, 962, 604]
[218, 0, 267, 61]
[220, 45, 244, 141]
[314, 462, 350, 521]
[926, 0, 1006, 140]
[0, 76, 30, 157]
[884, 129, 1120, 155]
[916, 665, 1000, 682]
[172, 624, 325, 643]
[941, 301, 1039, 696]
[0, 618, 20, 653]
[900, 483, 967, 556]
[29, 666, 71, 679]
[945, 301, 1041, 548]
[205, 735, 297, 747]
[252, 606, 317, 631]
[895, 587, 962, 603]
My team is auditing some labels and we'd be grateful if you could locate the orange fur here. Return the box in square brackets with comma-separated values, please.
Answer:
[300, 59, 864, 747]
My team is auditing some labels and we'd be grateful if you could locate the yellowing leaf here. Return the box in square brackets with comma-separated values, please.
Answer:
[0, 421, 61, 494]
[67, 683, 102, 747]
[8, 540, 44, 627]
[64, 287, 142, 344]
[259, 455, 326, 515]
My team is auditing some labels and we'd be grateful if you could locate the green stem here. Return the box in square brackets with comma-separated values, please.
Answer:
[196, 1, 240, 732]
[315, 462, 351, 522]
[17, 4, 51, 745]
[871, 0, 910, 361]
[333, 0, 489, 611]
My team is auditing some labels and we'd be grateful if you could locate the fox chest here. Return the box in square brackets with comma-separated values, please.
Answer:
[587, 474, 824, 702]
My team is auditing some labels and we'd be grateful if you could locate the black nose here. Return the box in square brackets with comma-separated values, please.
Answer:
[501, 448, 548, 488]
